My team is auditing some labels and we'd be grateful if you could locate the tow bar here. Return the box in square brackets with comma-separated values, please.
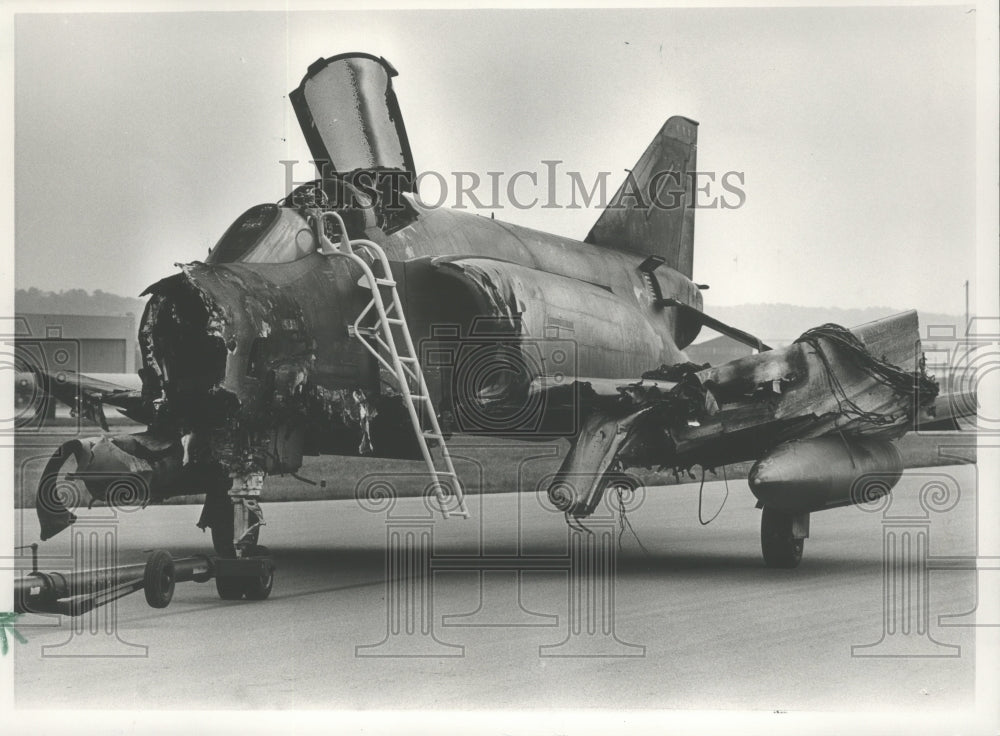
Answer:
[13, 544, 275, 615]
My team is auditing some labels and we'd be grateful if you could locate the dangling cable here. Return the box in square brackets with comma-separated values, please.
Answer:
[617, 486, 651, 556]
[793, 323, 938, 427]
[698, 466, 729, 526]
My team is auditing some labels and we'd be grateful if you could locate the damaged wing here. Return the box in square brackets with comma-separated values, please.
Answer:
[36, 432, 184, 541]
[30, 369, 149, 430]
[548, 311, 978, 517]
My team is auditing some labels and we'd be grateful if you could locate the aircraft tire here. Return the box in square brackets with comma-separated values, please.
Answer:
[143, 550, 176, 608]
[212, 509, 263, 600]
[243, 545, 274, 601]
[760, 506, 804, 569]
[215, 574, 246, 600]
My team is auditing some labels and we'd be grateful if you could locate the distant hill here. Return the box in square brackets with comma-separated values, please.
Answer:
[701, 303, 963, 343]
[16, 288, 146, 316]
[15, 289, 963, 343]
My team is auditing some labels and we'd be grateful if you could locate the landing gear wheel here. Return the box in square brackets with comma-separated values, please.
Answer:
[243, 545, 274, 601]
[212, 506, 263, 600]
[213, 544, 274, 601]
[143, 550, 176, 608]
[215, 573, 246, 600]
[761, 506, 804, 569]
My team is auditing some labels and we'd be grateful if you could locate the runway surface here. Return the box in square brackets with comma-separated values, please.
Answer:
[14, 466, 979, 711]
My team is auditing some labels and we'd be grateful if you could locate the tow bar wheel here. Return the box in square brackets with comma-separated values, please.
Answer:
[143, 550, 176, 608]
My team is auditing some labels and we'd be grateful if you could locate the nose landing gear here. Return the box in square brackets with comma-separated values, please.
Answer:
[198, 472, 276, 601]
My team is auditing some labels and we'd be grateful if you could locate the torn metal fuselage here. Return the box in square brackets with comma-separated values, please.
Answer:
[136, 248, 430, 476]
[37, 223, 407, 537]
[36, 191, 709, 539]
[32, 52, 716, 539]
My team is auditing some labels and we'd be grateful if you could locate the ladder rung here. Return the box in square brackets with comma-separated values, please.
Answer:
[331, 244, 466, 519]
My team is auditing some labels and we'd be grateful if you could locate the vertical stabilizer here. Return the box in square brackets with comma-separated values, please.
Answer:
[585, 116, 698, 277]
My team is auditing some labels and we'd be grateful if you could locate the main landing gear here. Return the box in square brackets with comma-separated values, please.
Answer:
[760, 506, 809, 569]
[199, 473, 275, 601]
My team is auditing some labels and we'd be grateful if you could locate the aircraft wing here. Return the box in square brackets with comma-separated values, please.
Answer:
[28, 369, 150, 430]
[642, 430, 976, 490]
[544, 310, 978, 517]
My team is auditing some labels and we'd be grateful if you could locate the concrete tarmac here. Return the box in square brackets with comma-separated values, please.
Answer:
[13, 467, 979, 711]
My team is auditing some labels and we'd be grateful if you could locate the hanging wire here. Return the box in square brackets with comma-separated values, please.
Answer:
[793, 323, 938, 426]
[616, 486, 651, 556]
[697, 465, 730, 526]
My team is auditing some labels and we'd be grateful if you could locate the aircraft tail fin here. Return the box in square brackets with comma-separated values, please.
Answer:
[585, 116, 698, 277]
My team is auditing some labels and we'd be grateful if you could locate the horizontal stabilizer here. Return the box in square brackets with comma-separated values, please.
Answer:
[659, 298, 771, 352]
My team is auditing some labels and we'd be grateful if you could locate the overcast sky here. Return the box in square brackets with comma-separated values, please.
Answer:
[13, 6, 979, 315]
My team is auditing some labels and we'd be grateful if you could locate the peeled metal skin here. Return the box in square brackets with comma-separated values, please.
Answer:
[36, 433, 185, 541]
[748, 436, 904, 514]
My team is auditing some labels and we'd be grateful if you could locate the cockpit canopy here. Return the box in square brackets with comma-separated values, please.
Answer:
[206, 204, 317, 264]
[289, 53, 415, 189]
[210, 53, 420, 265]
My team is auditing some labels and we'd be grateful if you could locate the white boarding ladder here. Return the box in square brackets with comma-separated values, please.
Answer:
[311, 210, 468, 519]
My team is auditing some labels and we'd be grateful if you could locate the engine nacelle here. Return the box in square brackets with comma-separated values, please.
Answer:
[748, 436, 903, 514]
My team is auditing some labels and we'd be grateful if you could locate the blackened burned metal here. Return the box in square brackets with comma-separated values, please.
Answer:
[26, 51, 976, 604]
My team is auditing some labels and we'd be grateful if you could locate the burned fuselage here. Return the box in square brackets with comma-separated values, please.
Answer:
[31, 51, 971, 583]
[132, 189, 706, 479]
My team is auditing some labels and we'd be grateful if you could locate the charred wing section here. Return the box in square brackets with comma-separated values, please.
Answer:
[549, 311, 940, 517]
[35, 433, 228, 541]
